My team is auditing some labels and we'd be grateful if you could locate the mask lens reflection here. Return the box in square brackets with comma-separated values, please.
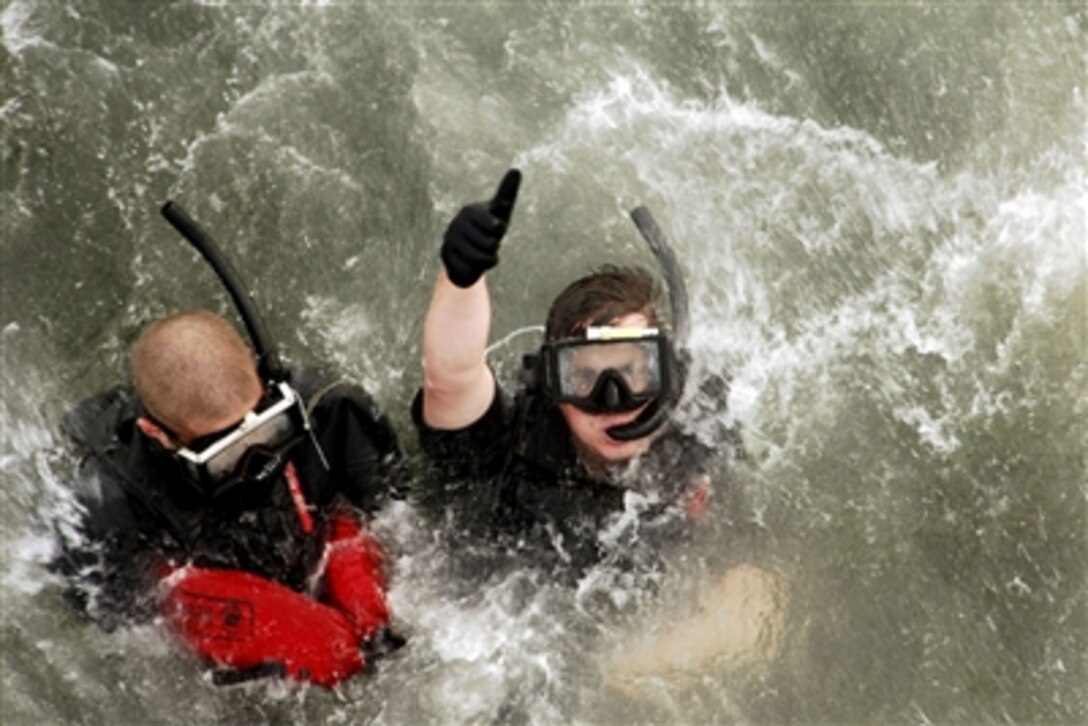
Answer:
[557, 340, 660, 401]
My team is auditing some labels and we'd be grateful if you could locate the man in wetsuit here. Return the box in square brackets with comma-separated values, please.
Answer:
[56, 310, 402, 688]
[413, 169, 784, 685]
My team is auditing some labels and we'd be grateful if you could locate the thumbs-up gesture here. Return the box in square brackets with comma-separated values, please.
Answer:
[440, 169, 522, 288]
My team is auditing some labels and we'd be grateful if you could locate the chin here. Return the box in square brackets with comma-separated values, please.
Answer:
[559, 402, 653, 467]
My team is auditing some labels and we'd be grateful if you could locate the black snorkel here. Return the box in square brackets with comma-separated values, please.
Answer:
[158, 201, 329, 492]
[604, 206, 690, 442]
[160, 201, 288, 383]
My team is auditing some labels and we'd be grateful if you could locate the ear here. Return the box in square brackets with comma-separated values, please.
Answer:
[136, 416, 177, 451]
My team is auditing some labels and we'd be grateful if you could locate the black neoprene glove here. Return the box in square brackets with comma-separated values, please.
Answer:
[440, 169, 521, 288]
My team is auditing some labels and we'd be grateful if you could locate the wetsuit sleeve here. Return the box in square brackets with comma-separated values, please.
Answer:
[306, 380, 406, 511]
[409, 380, 517, 533]
[411, 379, 513, 481]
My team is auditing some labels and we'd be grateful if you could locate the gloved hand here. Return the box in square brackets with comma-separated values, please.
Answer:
[440, 168, 522, 288]
[319, 510, 391, 641]
[161, 566, 364, 689]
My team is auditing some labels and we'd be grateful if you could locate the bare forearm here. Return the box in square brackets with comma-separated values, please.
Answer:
[421, 271, 495, 429]
[423, 169, 520, 430]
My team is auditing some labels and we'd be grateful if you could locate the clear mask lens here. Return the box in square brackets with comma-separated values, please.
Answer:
[545, 327, 667, 413]
[556, 339, 662, 400]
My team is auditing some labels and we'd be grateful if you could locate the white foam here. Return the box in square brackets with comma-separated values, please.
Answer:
[1, 532, 57, 595]
[2, 1, 48, 55]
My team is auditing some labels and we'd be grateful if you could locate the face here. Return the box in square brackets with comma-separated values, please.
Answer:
[556, 312, 657, 465]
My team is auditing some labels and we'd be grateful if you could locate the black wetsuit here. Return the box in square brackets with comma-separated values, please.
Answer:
[411, 378, 749, 578]
[55, 368, 403, 630]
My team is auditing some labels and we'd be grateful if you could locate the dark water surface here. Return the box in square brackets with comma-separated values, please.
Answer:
[2, 2, 1084, 724]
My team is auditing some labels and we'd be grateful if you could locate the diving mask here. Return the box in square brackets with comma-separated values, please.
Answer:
[175, 381, 309, 496]
[542, 326, 669, 414]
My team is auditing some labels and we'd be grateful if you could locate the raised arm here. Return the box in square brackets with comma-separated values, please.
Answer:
[421, 169, 521, 430]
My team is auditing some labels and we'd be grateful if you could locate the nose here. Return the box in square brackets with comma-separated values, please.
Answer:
[602, 378, 621, 408]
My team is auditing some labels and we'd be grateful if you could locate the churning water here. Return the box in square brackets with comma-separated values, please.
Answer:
[2, 2, 1084, 724]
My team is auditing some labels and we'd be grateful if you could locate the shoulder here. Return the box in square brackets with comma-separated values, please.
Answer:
[62, 384, 139, 452]
[290, 367, 402, 464]
[411, 380, 526, 489]
[291, 367, 389, 427]
[60, 383, 144, 510]
[412, 378, 519, 447]
[60, 386, 153, 534]
[292, 367, 372, 406]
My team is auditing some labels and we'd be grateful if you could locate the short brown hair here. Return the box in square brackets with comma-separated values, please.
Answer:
[131, 310, 260, 428]
[545, 265, 662, 341]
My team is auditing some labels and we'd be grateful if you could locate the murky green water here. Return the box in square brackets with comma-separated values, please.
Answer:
[2, 2, 1084, 723]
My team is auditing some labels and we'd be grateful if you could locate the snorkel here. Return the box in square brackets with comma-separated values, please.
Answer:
[158, 201, 329, 493]
[160, 201, 288, 384]
[603, 206, 690, 442]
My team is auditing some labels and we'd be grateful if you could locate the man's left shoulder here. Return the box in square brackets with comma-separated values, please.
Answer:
[292, 368, 380, 415]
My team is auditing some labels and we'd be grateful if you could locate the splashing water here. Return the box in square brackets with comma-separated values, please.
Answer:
[2, 2, 1084, 724]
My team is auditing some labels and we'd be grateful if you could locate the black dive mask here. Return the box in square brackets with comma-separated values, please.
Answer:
[539, 326, 671, 415]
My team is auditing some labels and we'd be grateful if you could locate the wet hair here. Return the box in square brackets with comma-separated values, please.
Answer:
[131, 310, 260, 428]
[545, 265, 663, 341]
